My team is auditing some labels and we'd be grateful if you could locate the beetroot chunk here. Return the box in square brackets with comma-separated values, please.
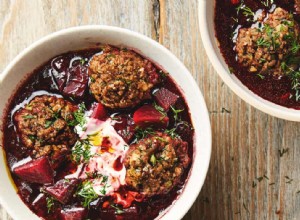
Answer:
[112, 114, 135, 143]
[133, 105, 169, 128]
[62, 65, 88, 98]
[60, 207, 87, 220]
[90, 102, 107, 120]
[13, 157, 54, 184]
[154, 88, 179, 111]
[44, 179, 79, 204]
[32, 193, 47, 216]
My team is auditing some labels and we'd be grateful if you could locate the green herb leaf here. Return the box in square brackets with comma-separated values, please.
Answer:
[22, 114, 34, 119]
[77, 181, 99, 208]
[110, 204, 125, 215]
[134, 127, 155, 140]
[46, 196, 54, 213]
[68, 103, 86, 127]
[45, 120, 55, 128]
[150, 154, 157, 166]
[72, 139, 92, 164]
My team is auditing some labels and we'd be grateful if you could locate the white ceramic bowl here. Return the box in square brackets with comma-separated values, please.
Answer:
[0, 26, 211, 220]
[199, 0, 300, 121]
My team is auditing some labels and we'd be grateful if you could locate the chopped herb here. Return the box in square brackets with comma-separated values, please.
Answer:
[256, 176, 264, 182]
[257, 37, 271, 48]
[165, 128, 180, 139]
[110, 204, 125, 215]
[135, 127, 155, 140]
[170, 106, 184, 123]
[22, 114, 34, 119]
[28, 135, 36, 141]
[243, 202, 250, 214]
[278, 148, 289, 157]
[153, 102, 166, 116]
[80, 58, 86, 65]
[77, 181, 99, 208]
[68, 103, 86, 127]
[257, 73, 265, 79]
[150, 154, 157, 166]
[260, 0, 274, 7]
[86, 171, 103, 179]
[45, 120, 55, 128]
[285, 176, 293, 184]
[72, 139, 92, 163]
[46, 196, 54, 213]
[263, 174, 269, 180]
[221, 107, 231, 113]
[291, 41, 300, 54]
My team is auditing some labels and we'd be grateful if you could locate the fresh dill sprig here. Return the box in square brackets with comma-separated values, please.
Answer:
[170, 106, 184, 123]
[153, 102, 167, 116]
[260, 0, 274, 7]
[68, 103, 87, 127]
[76, 181, 99, 208]
[134, 127, 155, 140]
[72, 139, 92, 164]
[256, 37, 271, 48]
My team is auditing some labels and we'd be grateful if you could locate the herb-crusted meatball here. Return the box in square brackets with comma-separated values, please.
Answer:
[124, 132, 190, 196]
[236, 7, 300, 75]
[14, 95, 78, 164]
[88, 45, 160, 109]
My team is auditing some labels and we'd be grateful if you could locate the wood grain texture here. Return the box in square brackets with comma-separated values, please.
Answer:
[1, 0, 300, 219]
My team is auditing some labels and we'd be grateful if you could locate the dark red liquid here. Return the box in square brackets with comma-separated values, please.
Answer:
[1, 48, 194, 220]
[215, 0, 300, 109]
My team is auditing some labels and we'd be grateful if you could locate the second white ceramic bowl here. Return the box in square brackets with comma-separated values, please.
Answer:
[199, 0, 300, 121]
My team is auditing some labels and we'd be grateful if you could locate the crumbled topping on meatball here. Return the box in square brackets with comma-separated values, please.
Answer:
[88, 45, 160, 109]
[236, 8, 300, 75]
[14, 95, 78, 165]
[124, 132, 190, 196]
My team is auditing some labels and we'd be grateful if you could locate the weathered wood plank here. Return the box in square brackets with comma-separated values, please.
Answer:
[159, 0, 300, 220]
[1, 0, 300, 220]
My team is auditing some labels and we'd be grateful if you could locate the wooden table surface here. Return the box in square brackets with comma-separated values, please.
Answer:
[1, 0, 300, 219]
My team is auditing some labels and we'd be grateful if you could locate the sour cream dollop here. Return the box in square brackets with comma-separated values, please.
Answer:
[65, 117, 129, 196]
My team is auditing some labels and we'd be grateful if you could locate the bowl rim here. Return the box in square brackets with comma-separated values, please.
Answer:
[0, 25, 212, 220]
[199, 0, 300, 121]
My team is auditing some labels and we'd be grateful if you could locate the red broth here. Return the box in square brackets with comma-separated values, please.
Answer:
[1, 47, 194, 220]
[215, 0, 300, 109]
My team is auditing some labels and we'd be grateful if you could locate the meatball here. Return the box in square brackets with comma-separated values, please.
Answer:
[236, 8, 299, 75]
[88, 45, 160, 109]
[14, 95, 78, 165]
[124, 132, 190, 196]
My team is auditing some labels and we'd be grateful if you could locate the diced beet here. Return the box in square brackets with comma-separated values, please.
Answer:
[145, 62, 160, 85]
[32, 193, 47, 216]
[51, 57, 69, 91]
[111, 114, 135, 143]
[154, 88, 179, 111]
[63, 65, 88, 98]
[60, 207, 87, 220]
[133, 105, 169, 128]
[44, 179, 79, 204]
[13, 157, 54, 184]
[90, 103, 107, 120]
